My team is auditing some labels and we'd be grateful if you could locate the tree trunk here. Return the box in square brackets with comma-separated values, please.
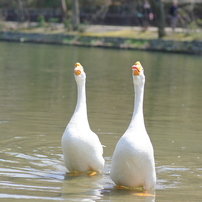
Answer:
[71, 0, 80, 30]
[15, 0, 24, 23]
[61, 0, 67, 21]
[150, 0, 166, 38]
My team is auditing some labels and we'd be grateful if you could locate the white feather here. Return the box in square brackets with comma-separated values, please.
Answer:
[61, 63, 105, 173]
[110, 61, 156, 190]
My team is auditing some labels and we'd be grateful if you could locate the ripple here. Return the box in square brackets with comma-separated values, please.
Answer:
[0, 121, 9, 123]
[0, 194, 63, 201]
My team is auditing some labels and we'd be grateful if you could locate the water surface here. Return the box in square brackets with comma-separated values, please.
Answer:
[0, 42, 201, 201]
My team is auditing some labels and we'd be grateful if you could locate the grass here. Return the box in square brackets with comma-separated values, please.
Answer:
[81, 29, 158, 39]
[81, 29, 202, 41]
[1, 21, 202, 41]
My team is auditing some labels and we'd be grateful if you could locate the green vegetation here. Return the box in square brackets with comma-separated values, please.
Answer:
[81, 29, 158, 39]
[0, 0, 202, 41]
[37, 15, 45, 27]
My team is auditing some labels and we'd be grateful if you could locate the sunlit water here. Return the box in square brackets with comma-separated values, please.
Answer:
[0, 41, 201, 201]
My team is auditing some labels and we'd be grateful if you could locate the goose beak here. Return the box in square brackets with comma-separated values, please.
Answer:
[132, 61, 142, 76]
[74, 62, 82, 76]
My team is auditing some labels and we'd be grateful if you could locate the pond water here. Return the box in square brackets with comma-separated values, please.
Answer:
[0, 41, 201, 201]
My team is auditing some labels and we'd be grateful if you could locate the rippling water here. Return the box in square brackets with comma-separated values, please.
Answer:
[0, 42, 201, 201]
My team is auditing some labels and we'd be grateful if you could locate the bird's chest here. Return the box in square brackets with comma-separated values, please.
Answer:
[67, 115, 90, 132]
[121, 129, 151, 151]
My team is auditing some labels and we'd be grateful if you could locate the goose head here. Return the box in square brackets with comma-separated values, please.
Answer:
[74, 62, 86, 83]
[132, 61, 145, 85]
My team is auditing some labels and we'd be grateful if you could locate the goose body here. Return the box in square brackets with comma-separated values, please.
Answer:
[110, 61, 156, 190]
[61, 62, 105, 174]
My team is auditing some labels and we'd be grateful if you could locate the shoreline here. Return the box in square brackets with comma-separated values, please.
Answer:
[0, 23, 202, 54]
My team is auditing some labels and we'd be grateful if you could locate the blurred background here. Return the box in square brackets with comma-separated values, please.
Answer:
[0, 0, 202, 36]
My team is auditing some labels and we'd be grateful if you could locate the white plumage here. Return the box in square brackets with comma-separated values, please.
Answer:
[61, 62, 105, 174]
[110, 61, 156, 190]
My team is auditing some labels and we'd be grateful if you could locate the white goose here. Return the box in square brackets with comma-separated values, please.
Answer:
[110, 61, 156, 190]
[61, 62, 105, 175]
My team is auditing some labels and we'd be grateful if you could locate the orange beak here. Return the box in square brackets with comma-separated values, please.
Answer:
[132, 61, 141, 76]
[74, 62, 82, 75]
[75, 62, 80, 68]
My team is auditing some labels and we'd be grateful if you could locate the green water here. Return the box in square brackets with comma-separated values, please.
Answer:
[0, 41, 201, 201]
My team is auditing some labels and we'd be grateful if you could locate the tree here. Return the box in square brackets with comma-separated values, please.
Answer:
[61, 0, 68, 21]
[150, 0, 166, 38]
[15, 0, 25, 22]
[71, 0, 80, 30]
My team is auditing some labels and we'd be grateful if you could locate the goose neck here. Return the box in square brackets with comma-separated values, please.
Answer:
[131, 83, 145, 125]
[75, 81, 87, 115]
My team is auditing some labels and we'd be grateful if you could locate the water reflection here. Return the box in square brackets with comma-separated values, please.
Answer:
[0, 42, 202, 201]
[62, 174, 104, 201]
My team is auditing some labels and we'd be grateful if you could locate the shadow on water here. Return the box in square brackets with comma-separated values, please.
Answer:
[61, 173, 104, 201]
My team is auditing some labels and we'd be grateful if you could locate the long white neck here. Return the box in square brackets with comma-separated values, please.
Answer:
[72, 80, 89, 125]
[75, 80, 86, 111]
[130, 80, 145, 128]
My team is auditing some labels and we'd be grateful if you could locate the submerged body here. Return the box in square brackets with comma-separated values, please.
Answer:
[61, 63, 104, 173]
[110, 61, 156, 190]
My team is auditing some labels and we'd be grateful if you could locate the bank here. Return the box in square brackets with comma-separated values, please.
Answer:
[0, 25, 202, 54]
